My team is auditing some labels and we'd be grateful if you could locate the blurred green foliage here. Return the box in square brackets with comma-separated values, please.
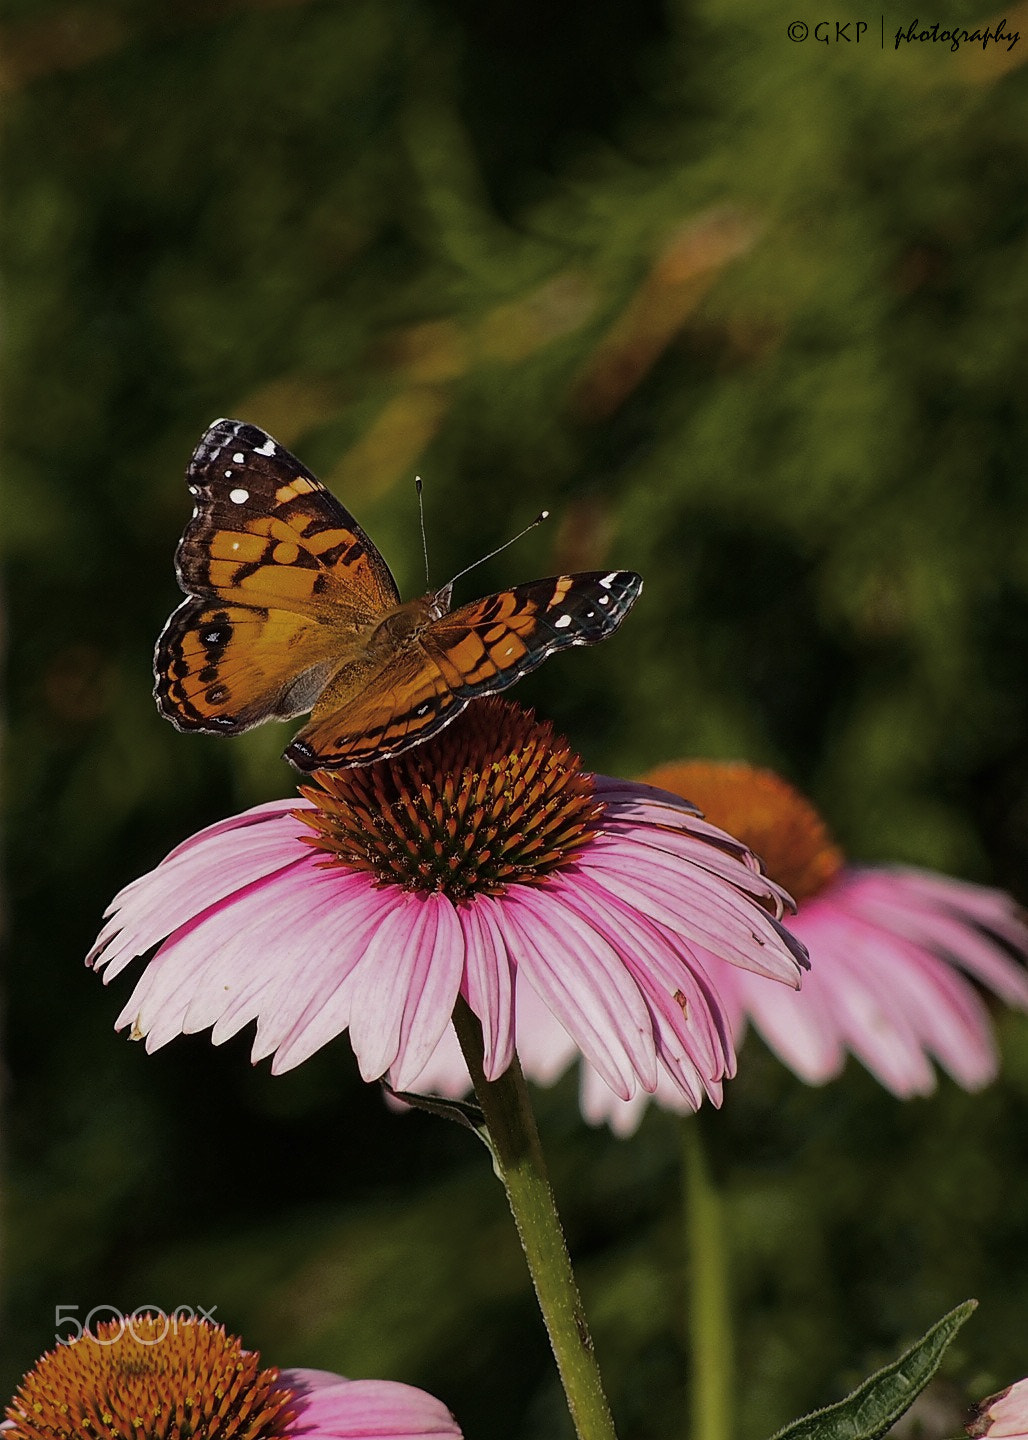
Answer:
[3, 0, 1028, 1436]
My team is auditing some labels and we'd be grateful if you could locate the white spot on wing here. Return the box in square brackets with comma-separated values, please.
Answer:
[554, 614, 573, 629]
[254, 438, 276, 456]
[232, 452, 245, 464]
[229, 487, 249, 504]
[598, 594, 609, 605]
[599, 573, 616, 589]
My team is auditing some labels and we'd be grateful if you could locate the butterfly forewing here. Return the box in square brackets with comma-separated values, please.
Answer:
[173, 418, 399, 620]
[424, 571, 642, 695]
[155, 419, 400, 734]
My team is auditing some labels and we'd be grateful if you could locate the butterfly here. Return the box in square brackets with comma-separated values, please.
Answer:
[154, 418, 643, 771]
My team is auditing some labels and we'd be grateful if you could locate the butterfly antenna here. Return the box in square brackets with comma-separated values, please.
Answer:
[415, 475, 431, 588]
[446, 509, 550, 589]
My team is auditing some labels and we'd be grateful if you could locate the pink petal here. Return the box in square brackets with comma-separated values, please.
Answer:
[613, 821, 795, 914]
[391, 899, 466, 1091]
[592, 777, 702, 819]
[839, 868, 1028, 1007]
[579, 1063, 701, 1135]
[162, 798, 311, 859]
[797, 908, 940, 1095]
[285, 1371, 462, 1437]
[90, 804, 315, 978]
[500, 887, 657, 1100]
[251, 885, 401, 1068]
[513, 973, 582, 1083]
[790, 884, 1013, 1095]
[560, 873, 732, 1081]
[715, 958, 846, 1086]
[857, 940, 996, 1090]
[596, 778, 796, 913]
[348, 894, 464, 1088]
[115, 864, 368, 1052]
[594, 781, 759, 864]
[579, 835, 806, 983]
[402, 1022, 472, 1098]
[579, 1070, 654, 1135]
[457, 897, 516, 1081]
[210, 871, 381, 1040]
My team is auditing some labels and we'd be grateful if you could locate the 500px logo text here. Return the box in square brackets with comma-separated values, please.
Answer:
[54, 1304, 218, 1345]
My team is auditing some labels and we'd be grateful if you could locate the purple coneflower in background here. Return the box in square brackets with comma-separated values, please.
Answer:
[3, 1314, 460, 1440]
[411, 759, 1028, 1133]
[89, 700, 807, 1108]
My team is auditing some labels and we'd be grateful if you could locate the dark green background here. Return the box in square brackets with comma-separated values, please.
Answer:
[4, 2, 1028, 1435]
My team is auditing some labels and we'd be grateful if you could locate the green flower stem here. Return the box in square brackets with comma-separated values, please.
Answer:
[683, 1118, 732, 1440]
[452, 998, 619, 1440]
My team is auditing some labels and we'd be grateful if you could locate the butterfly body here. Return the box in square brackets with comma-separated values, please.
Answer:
[155, 419, 642, 771]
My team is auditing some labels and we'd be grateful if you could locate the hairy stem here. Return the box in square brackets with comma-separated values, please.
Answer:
[453, 998, 619, 1440]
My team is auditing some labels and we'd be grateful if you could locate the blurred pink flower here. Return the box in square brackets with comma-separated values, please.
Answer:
[89, 702, 806, 1107]
[3, 1314, 461, 1440]
[967, 1377, 1028, 1437]
[410, 760, 1028, 1133]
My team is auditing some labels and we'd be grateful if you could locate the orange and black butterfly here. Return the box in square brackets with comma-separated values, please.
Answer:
[154, 418, 643, 771]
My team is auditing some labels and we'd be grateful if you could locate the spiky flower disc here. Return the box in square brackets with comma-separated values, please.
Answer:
[300, 699, 602, 899]
[645, 760, 843, 902]
[4, 1316, 296, 1440]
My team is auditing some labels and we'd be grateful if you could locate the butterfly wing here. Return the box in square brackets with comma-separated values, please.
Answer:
[155, 418, 401, 734]
[284, 569, 643, 771]
[157, 603, 346, 734]
[423, 569, 643, 698]
[285, 641, 466, 771]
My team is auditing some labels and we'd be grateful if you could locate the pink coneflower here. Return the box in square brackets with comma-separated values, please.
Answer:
[648, 760, 1028, 1091]
[968, 1377, 1028, 1437]
[3, 1314, 460, 1439]
[410, 759, 1028, 1133]
[89, 701, 807, 1109]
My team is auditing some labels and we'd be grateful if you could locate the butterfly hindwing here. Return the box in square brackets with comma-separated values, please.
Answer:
[282, 570, 642, 770]
[285, 644, 466, 771]
[157, 601, 340, 734]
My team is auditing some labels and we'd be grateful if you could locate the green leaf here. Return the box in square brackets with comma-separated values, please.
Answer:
[767, 1299, 978, 1440]
[381, 1082, 494, 1151]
